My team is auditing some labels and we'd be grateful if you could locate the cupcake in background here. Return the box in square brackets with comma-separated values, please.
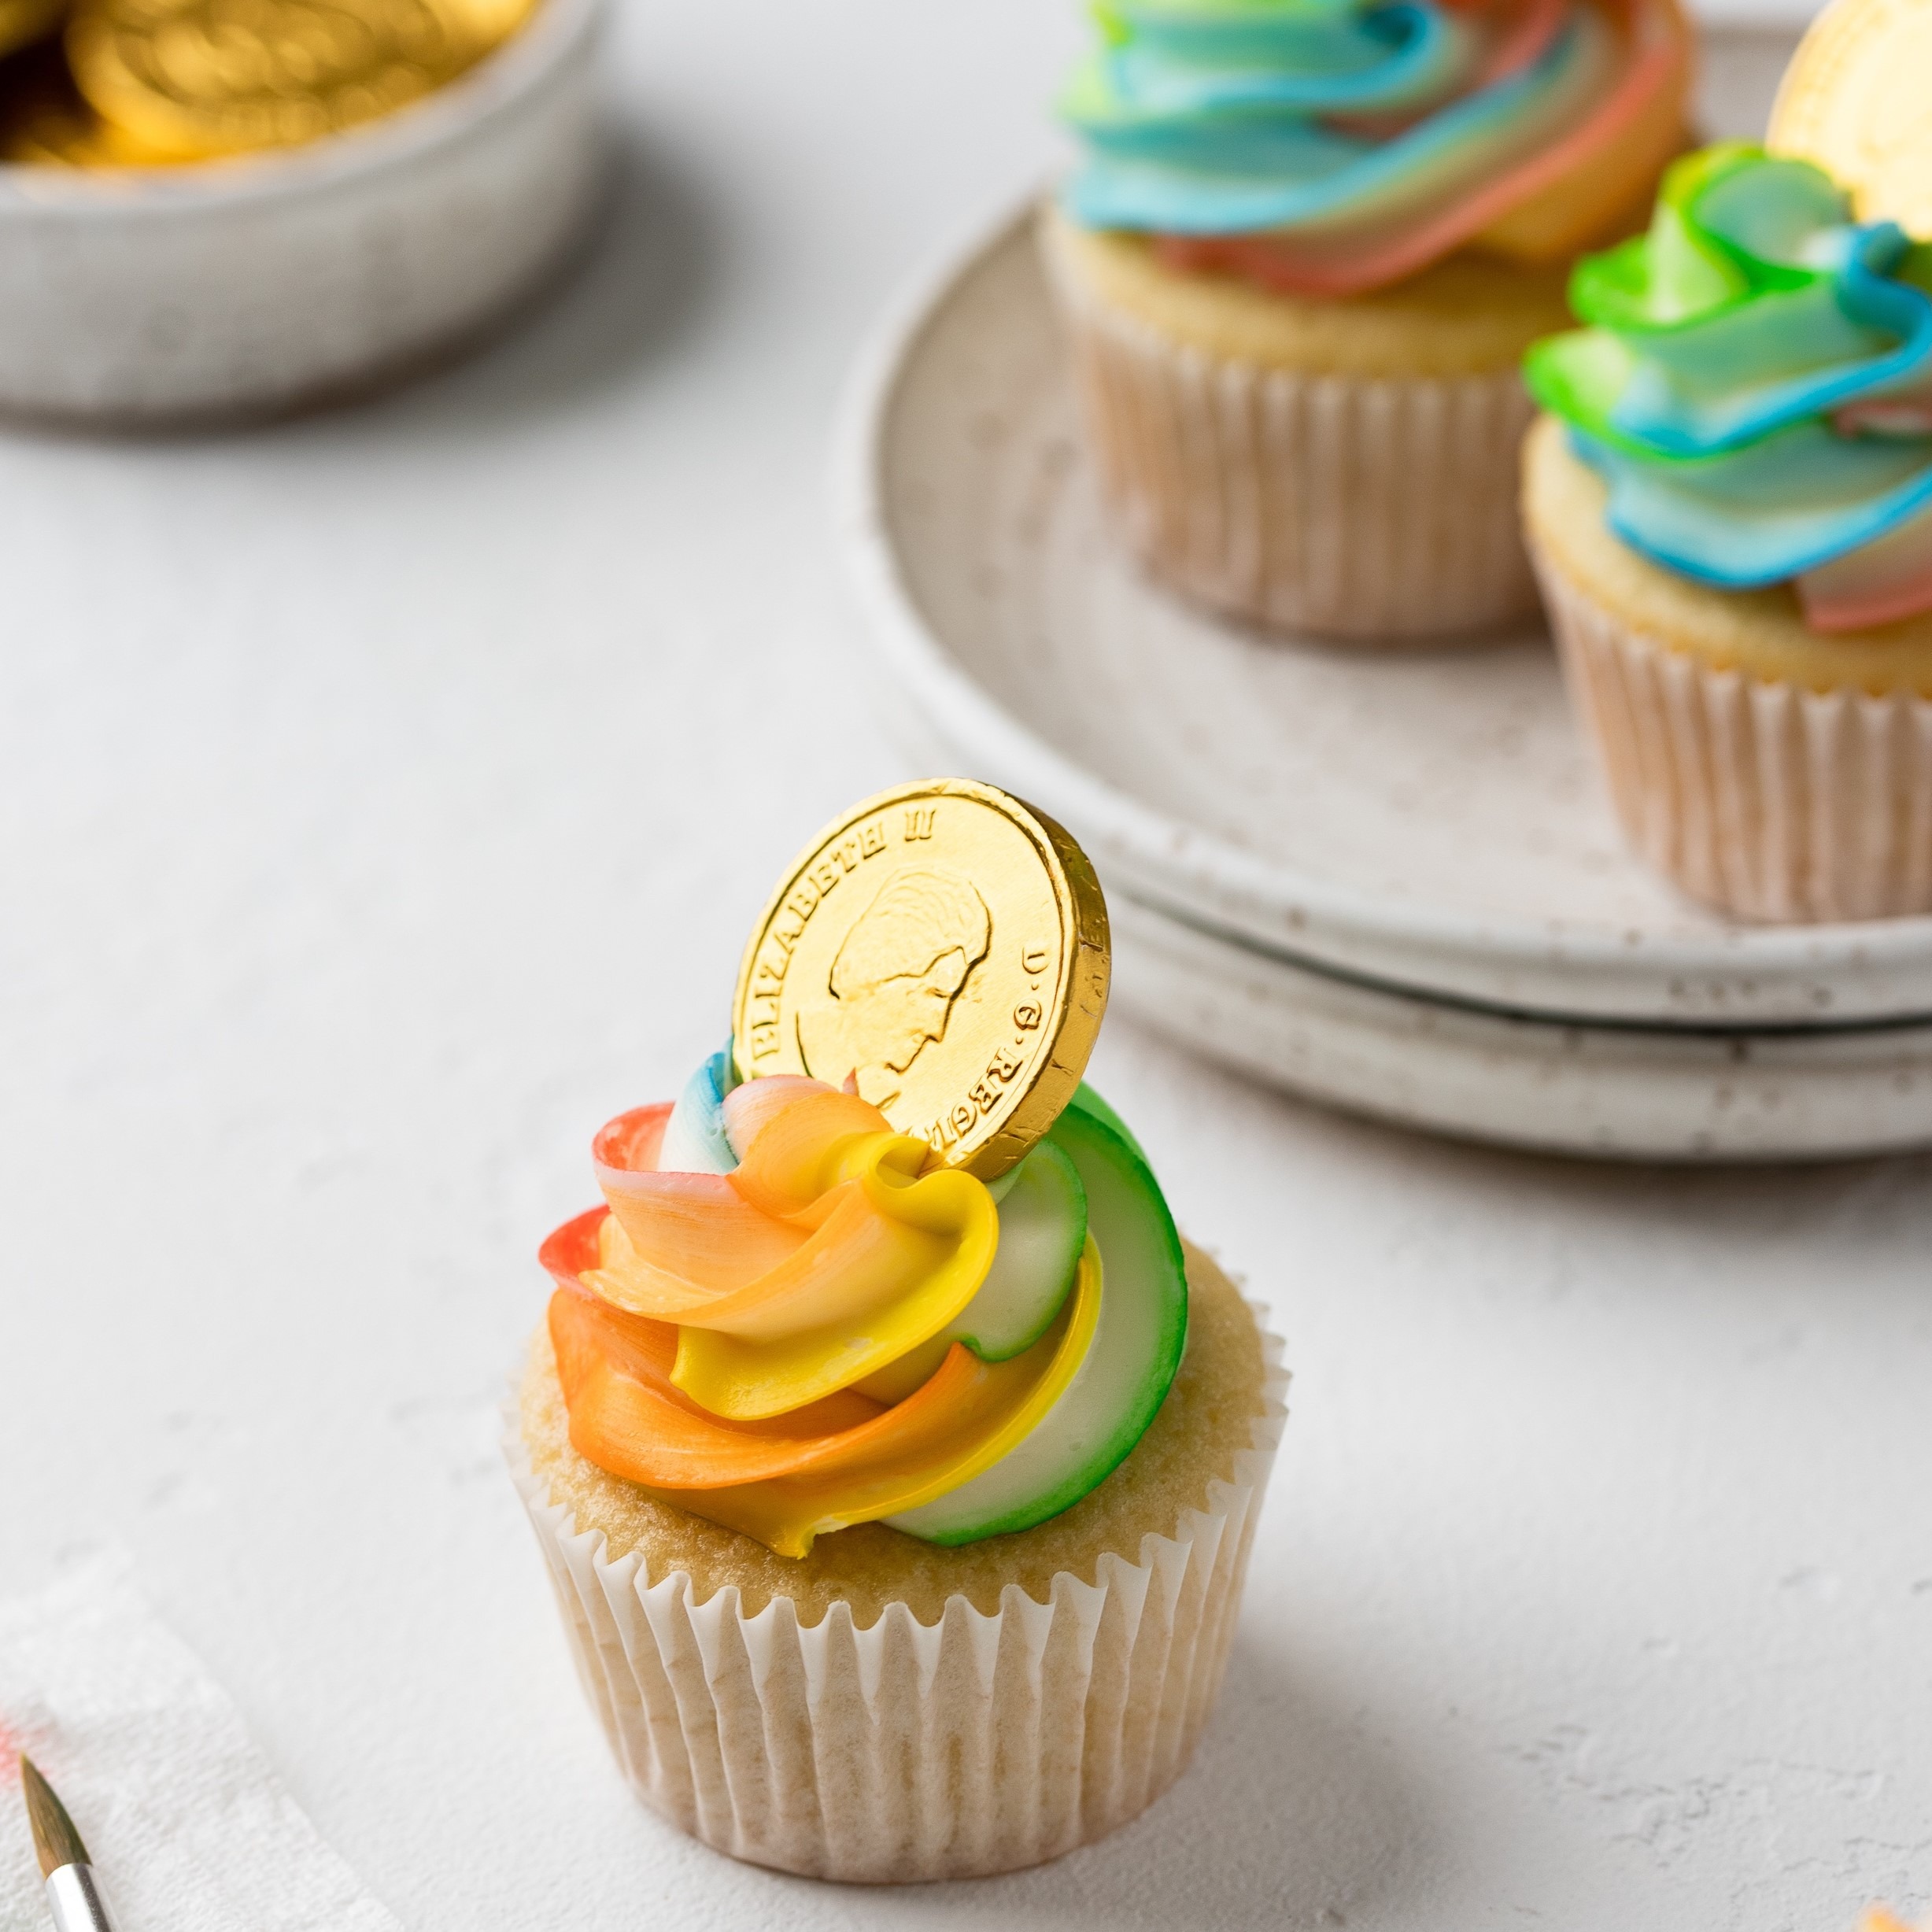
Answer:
[1043, 0, 1691, 642]
[1524, 144, 1932, 922]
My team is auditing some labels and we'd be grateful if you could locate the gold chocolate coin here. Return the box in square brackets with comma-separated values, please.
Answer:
[66, 0, 482, 160]
[0, 0, 69, 65]
[733, 780, 1110, 1180]
[0, 41, 178, 164]
[444, 0, 528, 44]
[1770, 0, 1932, 237]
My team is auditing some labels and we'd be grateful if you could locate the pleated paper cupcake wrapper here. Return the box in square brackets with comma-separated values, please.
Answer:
[1045, 246, 1540, 642]
[1536, 552, 1932, 922]
[509, 1313, 1287, 1884]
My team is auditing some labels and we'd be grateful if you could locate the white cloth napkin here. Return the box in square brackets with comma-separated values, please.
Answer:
[0, 1563, 401, 1932]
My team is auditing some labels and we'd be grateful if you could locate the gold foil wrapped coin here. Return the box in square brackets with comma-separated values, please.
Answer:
[0, 42, 177, 164]
[0, 0, 69, 64]
[66, 0, 484, 160]
[1769, 0, 1932, 238]
[733, 780, 1110, 1180]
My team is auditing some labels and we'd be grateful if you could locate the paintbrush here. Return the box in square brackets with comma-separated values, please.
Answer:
[19, 1757, 118, 1932]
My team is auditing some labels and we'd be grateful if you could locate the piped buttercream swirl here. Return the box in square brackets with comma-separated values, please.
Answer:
[1527, 144, 1932, 632]
[1059, 0, 1690, 295]
[540, 1054, 1182, 1557]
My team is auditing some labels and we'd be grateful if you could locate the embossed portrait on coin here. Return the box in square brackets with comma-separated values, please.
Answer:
[797, 867, 992, 1108]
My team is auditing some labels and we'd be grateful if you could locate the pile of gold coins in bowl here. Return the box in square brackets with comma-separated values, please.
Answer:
[0, 0, 536, 168]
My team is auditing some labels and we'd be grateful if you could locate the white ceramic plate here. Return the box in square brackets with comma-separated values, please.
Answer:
[0, 0, 602, 422]
[834, 96, 1932, 1032]
[1110, 893, 1932, 1162]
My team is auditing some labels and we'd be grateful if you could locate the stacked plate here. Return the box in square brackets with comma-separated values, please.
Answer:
[835, 158, 1932, 1163]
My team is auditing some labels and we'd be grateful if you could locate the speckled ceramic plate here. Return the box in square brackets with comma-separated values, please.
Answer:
[1107, 893, 1932, 1161]
[835, 186, 1932, 1036]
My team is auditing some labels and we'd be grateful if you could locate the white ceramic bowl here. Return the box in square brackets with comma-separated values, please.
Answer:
[0, 0, 603, 422]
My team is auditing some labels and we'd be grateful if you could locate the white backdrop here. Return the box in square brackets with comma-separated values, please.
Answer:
[2, 4, 1926, 1931]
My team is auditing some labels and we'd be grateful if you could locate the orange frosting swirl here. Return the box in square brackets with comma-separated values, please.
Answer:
[541, 1076, 1101, 1557]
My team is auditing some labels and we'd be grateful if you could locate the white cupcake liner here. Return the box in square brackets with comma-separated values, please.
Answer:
[508, 1308, 1287, 1883]
[1045, 242, 1540, 642]
[1536, 552, 1932, 922]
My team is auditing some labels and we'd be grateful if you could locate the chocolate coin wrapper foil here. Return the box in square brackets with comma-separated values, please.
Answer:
[508, 1311, 1286, 1882]
[1535, 555, 1932, 922]
[1044, 236, 1539, 643]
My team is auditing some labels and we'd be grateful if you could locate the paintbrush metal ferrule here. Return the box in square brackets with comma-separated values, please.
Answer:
[19, 1757, 117, 1932]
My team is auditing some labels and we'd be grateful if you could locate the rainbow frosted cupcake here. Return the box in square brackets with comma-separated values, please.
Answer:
[1524, 145, 1932, 920]
[509, 784, 1286, 1881]
[1042, 0, 1691, 641]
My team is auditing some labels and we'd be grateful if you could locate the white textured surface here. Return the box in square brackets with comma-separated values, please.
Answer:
[0, 13, 1926, 1932]
[0, 1566, 401, 1931]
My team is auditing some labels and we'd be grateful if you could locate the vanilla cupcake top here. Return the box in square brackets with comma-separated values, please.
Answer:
[538, 784, 1190, 1558]
[1527, 145, 1932, 632]
[1059, 0, 1691, 296]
